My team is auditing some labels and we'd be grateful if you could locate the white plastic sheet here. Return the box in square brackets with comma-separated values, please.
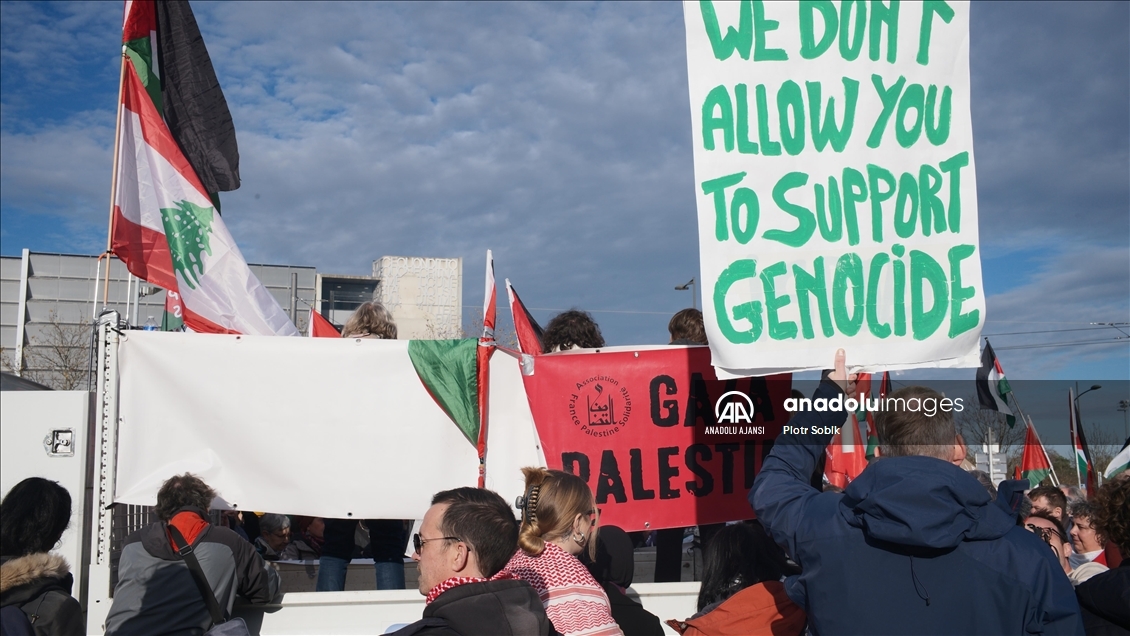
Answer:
[116, 331, 481, 518]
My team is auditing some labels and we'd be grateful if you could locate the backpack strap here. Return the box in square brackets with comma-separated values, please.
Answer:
[168, 524, 227, 627]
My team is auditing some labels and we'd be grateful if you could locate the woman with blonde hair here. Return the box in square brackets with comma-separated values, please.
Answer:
[340, 301, 397, 339]
[503, 467, 623, 636]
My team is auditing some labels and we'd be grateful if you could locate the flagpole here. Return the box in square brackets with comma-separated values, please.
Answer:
[102, 51, 128, 305]
[1009, 390, 1059, 486]
[102, 49, 128, 307]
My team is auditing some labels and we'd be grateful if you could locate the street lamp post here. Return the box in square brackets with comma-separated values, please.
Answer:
[1075, 383, 1102, 485]
[1119, 399, 1130, 440]
[675, 278, 696, 311]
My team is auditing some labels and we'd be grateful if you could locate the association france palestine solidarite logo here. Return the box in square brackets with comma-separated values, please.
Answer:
[568, 375, 632, 438]
[710, 391, 763, 435]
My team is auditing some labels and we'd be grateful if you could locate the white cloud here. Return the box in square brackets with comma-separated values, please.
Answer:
[0, 1, 1126, 367]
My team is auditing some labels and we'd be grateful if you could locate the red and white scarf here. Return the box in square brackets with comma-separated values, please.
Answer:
[425, 570, 512, 605]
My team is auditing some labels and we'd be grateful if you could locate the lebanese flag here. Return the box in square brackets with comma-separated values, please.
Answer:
[976, 341, 1016, 427]
[1020, 419, 1052, 488]
[826, 374, 871, 489]
[505, 279, 544, 356]
[112, 57, 297, 336]
[308, 307, 340, 338]
[1069, 388, 1096, 494]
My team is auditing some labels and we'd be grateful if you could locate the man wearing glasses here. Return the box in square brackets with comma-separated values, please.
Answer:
[389, 487, 553, 635]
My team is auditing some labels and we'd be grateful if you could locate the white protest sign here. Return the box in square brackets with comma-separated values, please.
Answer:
[683, 1, 984, 377]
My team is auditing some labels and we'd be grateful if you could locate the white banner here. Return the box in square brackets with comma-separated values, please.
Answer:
[116, 332, 481, 518]
[684, 1, 984, 376]
[483, 349, 547, 508]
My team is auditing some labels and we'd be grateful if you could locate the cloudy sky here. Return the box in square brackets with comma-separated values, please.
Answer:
[1, 1, 1127, 382]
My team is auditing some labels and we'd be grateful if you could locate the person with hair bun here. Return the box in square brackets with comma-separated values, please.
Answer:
[503, 467, 622, 636]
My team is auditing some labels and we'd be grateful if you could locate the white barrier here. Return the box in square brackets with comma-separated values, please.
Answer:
[231, 582, 700, 635]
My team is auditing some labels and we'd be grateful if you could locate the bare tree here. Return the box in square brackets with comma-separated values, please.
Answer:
[14, 312, 95, 391]
[955, 393, 1025, 458]
[1085, 422, 1122, 484]
[462, 317, 519, 350]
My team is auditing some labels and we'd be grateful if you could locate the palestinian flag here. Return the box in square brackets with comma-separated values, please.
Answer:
[1019, 419, 1052, 488]
[976, 341, 1015, 427]
[1069, 388, 1096, 494]
[123, 0, 239, 196]
[506, 279, 544, 356]
[308, 307, 340, 338]
[1105, 437, 1130, 480]
[113, 7, 296, 336]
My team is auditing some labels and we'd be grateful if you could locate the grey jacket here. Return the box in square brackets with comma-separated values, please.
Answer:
[104, 510, 280, 635]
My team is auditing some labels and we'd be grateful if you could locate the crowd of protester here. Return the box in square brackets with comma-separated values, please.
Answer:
[2, 304, 1127, 635]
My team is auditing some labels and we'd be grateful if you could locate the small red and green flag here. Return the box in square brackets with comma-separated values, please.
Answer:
[1019, 419, 1052, 488]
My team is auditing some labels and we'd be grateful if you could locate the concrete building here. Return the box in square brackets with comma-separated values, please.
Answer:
[373, 256, 463, 339]
[1, 250, 463, 388]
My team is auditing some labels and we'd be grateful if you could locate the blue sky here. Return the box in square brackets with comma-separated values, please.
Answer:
[1, 1, 1127, 382]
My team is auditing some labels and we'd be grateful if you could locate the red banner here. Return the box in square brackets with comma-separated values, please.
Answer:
[523, 346, 791, 532]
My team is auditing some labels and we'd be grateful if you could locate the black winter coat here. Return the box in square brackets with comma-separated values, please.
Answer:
[391, 579, 554, 636]
[0, 553, 84, 636]
[1076, 562, 1130, 635]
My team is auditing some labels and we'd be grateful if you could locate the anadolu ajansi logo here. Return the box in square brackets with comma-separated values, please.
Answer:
[568, 375, 632, 438]
[715, 390, 755, 425]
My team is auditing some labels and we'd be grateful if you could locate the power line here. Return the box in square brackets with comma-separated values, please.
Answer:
[994, 338, 1129, 351]
[983, 327, 1110, 337]
[460, 304, 674, 316]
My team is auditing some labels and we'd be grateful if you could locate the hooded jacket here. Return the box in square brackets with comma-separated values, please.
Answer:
[0, 553, 83, 636]
[390, 579, 555, 636]
[666, 580, 805, 636]
[751, 380, 1084, 636]
[104, 508, 280, 636]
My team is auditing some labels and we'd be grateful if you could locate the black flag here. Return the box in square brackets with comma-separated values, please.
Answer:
[156, 0, 240, 195]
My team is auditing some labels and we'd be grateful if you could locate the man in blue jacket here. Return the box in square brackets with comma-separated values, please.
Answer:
[751, 350, 1083, 635]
